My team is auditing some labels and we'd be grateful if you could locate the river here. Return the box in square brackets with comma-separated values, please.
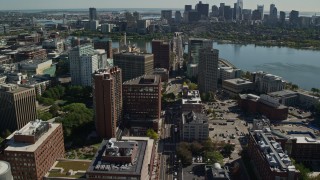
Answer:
[111, 40, 320, 90]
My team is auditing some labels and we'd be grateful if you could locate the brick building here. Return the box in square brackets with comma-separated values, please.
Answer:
[123, 75, 161, 133]
[93, 67, 123, 139]
[0, 120, 65, 180]
[238, 94, 288, 120]
[152, 40, 171, 70]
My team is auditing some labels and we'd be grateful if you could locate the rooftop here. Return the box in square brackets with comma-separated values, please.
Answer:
[182, 111, 208, 124]
[5, 121, 60, 152]
[46, 159, 90, 179]
[252, 130, 296, 172]
[268, 90, 298, 98]
[123, 75, 160, 85]
[87, 137, 152, 176]
[224, 78, 253, 85]
[182, 90, 202, 105]
[0, 84, 33, 94]
[294, 137, 320, 144]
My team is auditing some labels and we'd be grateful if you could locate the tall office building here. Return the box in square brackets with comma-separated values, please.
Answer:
[198, 48, 219, 94]
[89, 7, 97, 20]
[0, 84, 37, 133]
[212, 5, 219, 17]
[93, 67, 122, 139]
[123, 75, 161, 132]
[195, 1, 209, 18]
[289, 10, 300, 27]
[113, 52, 154, 82]
[2, 120, 65, 180]
[236, 0, 243, 20]
[219, 3, 225, 18]
[280, 11, 286, 25]
[69, 44, 98, 86]
[152, 40, 171, 70]
[269, 4, 278, 24]
[175, 11, 182, 23]
[185, 5, 192, 12]
[257, 5, 264, 20]
[188, 38, 213, 64]
[224, 6, 233, 21]
[161, 10, 172, 23]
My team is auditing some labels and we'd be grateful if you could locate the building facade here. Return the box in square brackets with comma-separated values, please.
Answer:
[181, 111, 209, 141]
[93, 67, 123, 139]
[0, 84, 37, 133]
[152, 40, 171, 71]
[198, 48, 219, 94]
[123, 75, 161, 132]
[222, 78, 254, 96]
[113, 52, 154, 82]
[69, 44, 98, 86]
[1, 120, 65, 180]
[248, 129, 300, 180]
[253, 71, 286, 94]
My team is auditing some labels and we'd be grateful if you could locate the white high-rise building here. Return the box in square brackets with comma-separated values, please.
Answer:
[236, 0, 243, 20]
[69, 44, 98, 86]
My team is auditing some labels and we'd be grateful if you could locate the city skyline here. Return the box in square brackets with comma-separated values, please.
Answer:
[0, 0, 320, 12]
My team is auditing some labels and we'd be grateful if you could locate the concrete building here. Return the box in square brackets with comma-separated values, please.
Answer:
[93, 67, 123, 139]
[195, 1, 209, 18]
[248, 128, 300, 180]
[198, 48, 219, 94]
[161, 10, 173, 23]
[0, 84, 37, 133]
[0, 24, 10, 34]
[252, 71, 286, 94]
[239, 94, 288, 120]
[0, 161, 13, 180]
[187, 38, 212, 77]
[86, 137, 155, 180]
[152, 40, 171, 70]
[222, 78, 254, 96]
[113, 52, 154, 82]
[42, 39, 64, 52]
[182, 89, 203, 113]
[175, 11, 182, 23]
[18, 59, 53, 75]
[152, 68, 169, 82]
[123, 75, 161, 133]
[267, 90, 320, 108]
[181, 111, 209, 141]
[205, 163, 230, 180]
[1, 120, 65, 180]
[218, 67, 242, 81]
[289, 10, 299, 27]
[101, 23, 116, 33]
[69, 44, 98, 86]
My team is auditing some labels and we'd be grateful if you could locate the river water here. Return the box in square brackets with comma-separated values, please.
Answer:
[112, 40, 320, 90]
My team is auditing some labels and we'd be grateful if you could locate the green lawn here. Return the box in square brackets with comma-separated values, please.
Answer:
[55, 160, 91, 171]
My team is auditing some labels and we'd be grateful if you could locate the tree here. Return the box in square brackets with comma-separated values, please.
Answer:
[176, 143, 192, 166]
[190, 141, 203, 156]
[202, 138, 216, 152]
[146, 129, 158, 140]
[188, 83, 198, 90]
[37, 111, 53, 121]
[49, 104, 60, 117]
[222, 144, 235, 157]
[204, 151, 224, 164]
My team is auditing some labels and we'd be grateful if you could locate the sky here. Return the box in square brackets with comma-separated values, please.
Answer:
[0, 0, 319, 12]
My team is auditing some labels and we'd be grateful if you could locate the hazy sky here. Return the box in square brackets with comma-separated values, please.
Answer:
[0, 0, 319, 12]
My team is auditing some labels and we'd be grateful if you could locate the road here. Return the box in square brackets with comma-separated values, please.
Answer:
[159, 105, 180, 180]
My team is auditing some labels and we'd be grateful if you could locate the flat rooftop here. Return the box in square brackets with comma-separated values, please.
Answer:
[182, 90, 202, 105]
[182, 111, 208, 124]
[87, 137, 152, 176]
[224, 78, 253, 85]
[5, 122, 60, 152]
[268, 90, 298, 97]
[123, 75, 160, 85]
[0, 84, 33, 94]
